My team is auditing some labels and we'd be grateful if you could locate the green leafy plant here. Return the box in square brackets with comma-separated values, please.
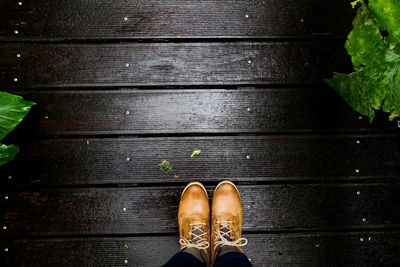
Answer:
[0, 92, 36, 166]
[325, 0, 400, 123]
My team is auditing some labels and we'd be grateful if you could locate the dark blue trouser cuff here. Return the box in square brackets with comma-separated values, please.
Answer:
[162, 251, 252, 267]
[214, 252, 253, 267]
[162, 252, 206, 267]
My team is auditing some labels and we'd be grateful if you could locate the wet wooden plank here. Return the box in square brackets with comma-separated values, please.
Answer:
[1, 236, 178, 267]
[2, 232, 400, 266]
[0, 42, 351, 87]
[1, 184, 399, 236]
[0, 0, 355, 41]
[7, 89, 398, 136]
[1, 135, 399, 186]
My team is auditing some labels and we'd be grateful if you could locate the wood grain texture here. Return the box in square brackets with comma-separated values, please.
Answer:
[1, 184, 399, 236]
[0, 0, 398, 265]
[0, 231, 400, 267]
[0, 42, 351, 87]
[0, 0, 355, 41]
[1, 135, 399, 186]
[8, 89, 399, 136]
[2, 232, 400, 266]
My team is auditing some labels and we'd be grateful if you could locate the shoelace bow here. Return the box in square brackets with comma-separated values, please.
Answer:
[179, 222, 210, 250]
[214, 220, 248, 249]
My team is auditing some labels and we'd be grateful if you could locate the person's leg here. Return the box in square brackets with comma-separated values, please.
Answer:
[161, 182, 210, 267]
[214, 251, 252, 267]
[162, 251, 205, 267]
[210, 181, 253, 267]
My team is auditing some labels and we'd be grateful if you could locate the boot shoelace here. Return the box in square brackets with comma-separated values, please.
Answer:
[214, 220, 248, 249]
[179, 222, 210, 250]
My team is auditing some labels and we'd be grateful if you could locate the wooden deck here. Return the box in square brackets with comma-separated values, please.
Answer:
[1, 1, 400, 266]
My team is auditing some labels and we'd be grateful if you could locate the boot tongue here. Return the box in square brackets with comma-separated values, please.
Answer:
[220, 225, 231, 241]
[191, 226, 204, 244]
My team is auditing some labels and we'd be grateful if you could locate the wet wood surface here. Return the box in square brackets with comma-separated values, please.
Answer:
[0, 42, 351, 87]
[3, 88, 396, 136]
[2, 232, 400, 266]
[1, 0, 400, 266]
[1, 184, 400, 236]
[0, 0, 355, 40]
[1, 134, 399, 186]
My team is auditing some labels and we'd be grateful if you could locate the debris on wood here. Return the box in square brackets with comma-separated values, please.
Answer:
[190, 150, 202, 158]
[159, 159, 174, 173]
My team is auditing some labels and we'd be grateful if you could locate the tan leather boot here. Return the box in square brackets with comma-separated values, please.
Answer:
[211, 181, 248, 264]
[178, 181, 210, 264]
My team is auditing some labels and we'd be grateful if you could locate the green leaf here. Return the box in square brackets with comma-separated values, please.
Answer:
[159, 159, 174, 173]
[190, 150, 202, 158]
[350, 0, 361, 9]
[369, 0, 400, 48]
[0, 143, 19, 166]
[0, 92, 36, 140]
[325, 1, 400, 122]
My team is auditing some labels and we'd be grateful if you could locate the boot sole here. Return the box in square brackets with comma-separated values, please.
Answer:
[214, 180, 241, 200]
[181, 181, 208, 198]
